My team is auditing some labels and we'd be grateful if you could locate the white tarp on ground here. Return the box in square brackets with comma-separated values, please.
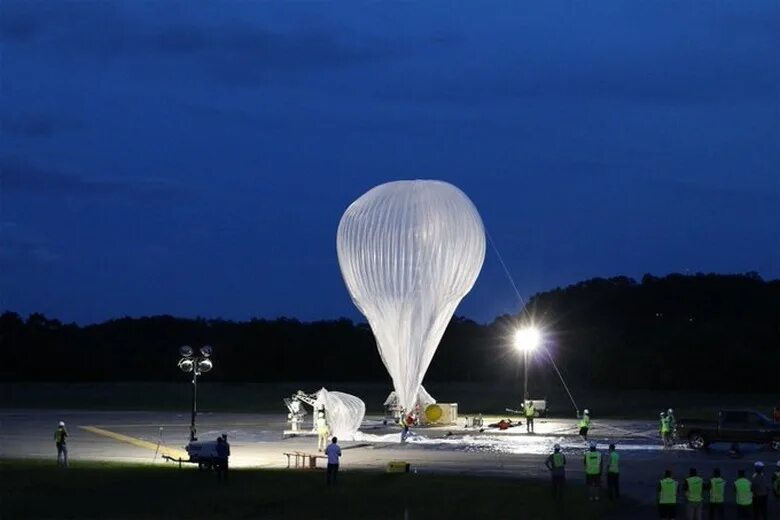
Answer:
[315, 388, 365, 440]
[337, 180, 486, 412]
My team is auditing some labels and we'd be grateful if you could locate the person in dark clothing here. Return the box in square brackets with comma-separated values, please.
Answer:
[325, 437, 341, 486]
[54, 421, 68, 468]
[215, 435, 230, 481]
[751, 461, 769, 520]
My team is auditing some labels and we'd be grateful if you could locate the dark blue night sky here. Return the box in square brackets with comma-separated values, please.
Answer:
[1, 1, 778, 324]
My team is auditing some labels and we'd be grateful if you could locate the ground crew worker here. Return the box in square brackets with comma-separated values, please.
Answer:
[579, 409, 591, 441]
[657, 469, 678, 520]
[751, 461, 769, 519]
[401, 422, 410, 443]
[773, 461, 780, 498]
[660, 412, 672, 448]
[705, 468, 725, 520]
[544, 443, 566, 500]
[324, 437, 341, 486]
[667, 408, 676, 432]
[215, 434, 230, 482]
[525, 401, 535, 433]
[54, 421, 68, 468]
[683, 467, 703, 520]
[606, 443, 620, 501]
[583, 441, 602, 501]
[734, 469, 752, 519]
[316, 411, 329, 452]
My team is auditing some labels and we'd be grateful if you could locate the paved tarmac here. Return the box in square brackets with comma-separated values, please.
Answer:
[2, 409, 778, 519]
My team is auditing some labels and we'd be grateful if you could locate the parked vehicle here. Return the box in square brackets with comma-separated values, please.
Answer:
[676, 410, 780, 451]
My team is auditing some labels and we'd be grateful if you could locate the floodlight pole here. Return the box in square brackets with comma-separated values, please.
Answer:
[190, 368, 198, 442]
[179, 345, 213, 443]
[523, 349, 529, 400]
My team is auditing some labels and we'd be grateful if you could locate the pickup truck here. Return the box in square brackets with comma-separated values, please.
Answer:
[676, 410, 780, 451]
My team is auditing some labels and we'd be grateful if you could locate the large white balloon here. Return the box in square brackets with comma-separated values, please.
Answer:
[337, 180, 486, 411]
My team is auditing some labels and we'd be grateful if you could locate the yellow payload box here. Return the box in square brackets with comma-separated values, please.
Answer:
[425, 404, 443, 422]
[386, 461, 410, 473]
[421, 403, 458, 425]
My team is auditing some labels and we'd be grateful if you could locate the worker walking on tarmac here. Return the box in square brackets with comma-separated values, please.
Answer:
[316, 411, 329, 452]
[583, 441, 602, 501]
[657, 469, 679, 520]
[606, 443, 620, 501]
[704, 468, 725, 520]
[683, 467, 704, 520]
[733, 469, 752, 520]
[544, 443, 566, 500]
[525, 400, 535, 434]
[54, 421, 68, 468]
[660, 412, 672, 448]
[751, 461, 769, 520]
[579, 409, 591, 442]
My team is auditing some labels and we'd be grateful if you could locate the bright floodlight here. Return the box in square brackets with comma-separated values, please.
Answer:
[514, 327, 541, 352]
[200, 345, 213, 357]
[179, 345, 194, 358]
[197, 359, 213, 373]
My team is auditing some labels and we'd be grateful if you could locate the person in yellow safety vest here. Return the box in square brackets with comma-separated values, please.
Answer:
[704, 468, 725, 520]
[683, 467, 704, 520]
[54, 420, 68, 468]
[544, 443, 566, 501]
[579, 409, 591, 441]
[750, 461, 769, 520]
[525, 401, 535, 434]
[667, 408, 676, 430]
[773, 460, 780, 498]
[658, 469, 679, 520]
[316, 411, 329, 452]
[583, 441, 602, 502]
[606, 443, 620, 501]
[733, 469, 752, 520]
[660, 412, 672, 448]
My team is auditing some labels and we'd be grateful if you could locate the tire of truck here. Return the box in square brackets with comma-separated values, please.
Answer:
[688, 432, 708, 449]
[770, 438, 780, 451]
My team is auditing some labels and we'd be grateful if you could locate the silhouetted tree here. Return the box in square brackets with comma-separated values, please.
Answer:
[1, 273, 778, 391]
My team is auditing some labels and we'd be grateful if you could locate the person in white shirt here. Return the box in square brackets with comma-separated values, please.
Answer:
[325, 437, 342, 486]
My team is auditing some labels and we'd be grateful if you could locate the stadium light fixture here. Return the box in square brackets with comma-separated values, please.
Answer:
[514, 326, 542, 400]
[178, 345, 215, 441]
[514, 326, 541, 353]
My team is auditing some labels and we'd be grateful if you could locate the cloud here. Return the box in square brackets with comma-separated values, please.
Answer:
[0, 156, 182, 198]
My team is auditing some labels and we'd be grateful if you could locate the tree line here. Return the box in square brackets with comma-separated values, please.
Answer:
[1, 273, 778, 392]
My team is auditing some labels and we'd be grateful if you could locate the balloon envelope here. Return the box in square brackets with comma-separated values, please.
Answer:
[315, 388, 366, 440]
[337, 180, 485, 411]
